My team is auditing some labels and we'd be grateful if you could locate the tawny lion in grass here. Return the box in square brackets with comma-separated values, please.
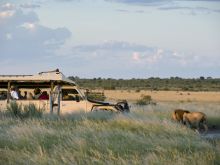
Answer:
[183, 112, 208, 133]
[171, 109, 190, 123]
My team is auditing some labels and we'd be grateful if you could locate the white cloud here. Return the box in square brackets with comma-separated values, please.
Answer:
[107, 0, 220, 15]
[67, 41, 198, 66]
[0, 3, 71, 68]
[146, 49, 163, 64]
[22, 22, 36, 30]
[159, 6, 220, 15]
[20, 3, 41, 9]
[52, 40, 215, 78]
[0, 1, 219, 78]
[106, 0, 170, 6]
[0, 10, 14, 19]
[131, 49, 164, 64]
[1, 3, 15, 10]
[132, 52, 141, 61]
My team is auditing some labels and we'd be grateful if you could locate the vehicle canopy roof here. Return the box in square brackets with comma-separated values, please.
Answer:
[0, 69, 76, 88]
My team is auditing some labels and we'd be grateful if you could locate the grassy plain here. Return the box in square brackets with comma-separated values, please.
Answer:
[1, 90, 220, 164]
[104, 90, 220, 102]
[0, 101, 220, 165]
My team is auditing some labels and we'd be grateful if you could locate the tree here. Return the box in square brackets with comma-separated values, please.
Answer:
[200, 76, 205, 80]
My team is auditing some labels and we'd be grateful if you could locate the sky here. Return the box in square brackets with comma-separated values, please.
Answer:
[0, 0, 220, 78]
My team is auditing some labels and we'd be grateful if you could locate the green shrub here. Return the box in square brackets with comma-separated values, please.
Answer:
[136, 95, 152, 105]
[6, 102, 43, 119]
[87, 93, 106, 101]
[182, 87, 189, 91]
[23, 104, 43, 118]
[103, 86, 116, 90]
[6, 101, 23, 118]
[135, 89, 141, 93]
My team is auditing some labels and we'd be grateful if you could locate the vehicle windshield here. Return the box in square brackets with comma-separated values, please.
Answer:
[62, 89, 84, 101]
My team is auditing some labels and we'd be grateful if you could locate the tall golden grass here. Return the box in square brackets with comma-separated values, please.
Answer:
[0, 102, 219, 165]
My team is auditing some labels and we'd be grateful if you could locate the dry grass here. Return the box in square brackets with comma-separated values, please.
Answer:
[104, 90, 220, 102]
[0, 102, 220, 165]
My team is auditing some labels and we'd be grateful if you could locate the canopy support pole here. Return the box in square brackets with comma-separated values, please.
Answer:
[50, 81, 54, 114]
[7, 81, 10, 103]
[57, 85, 61, 116]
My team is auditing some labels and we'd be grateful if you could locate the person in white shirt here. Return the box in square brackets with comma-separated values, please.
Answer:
[10, 86, 19, 100]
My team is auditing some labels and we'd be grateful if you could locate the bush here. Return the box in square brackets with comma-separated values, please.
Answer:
[103, 86, 116, 90]
[135, 89, 141, 93]
[6, 101, 23, 118]
[136, 95, 152, 105]
[87, 93, 106, 101]
[7, 102, 43, 119]
[182, 87, 189, 91]
[23, 104, 43, 118]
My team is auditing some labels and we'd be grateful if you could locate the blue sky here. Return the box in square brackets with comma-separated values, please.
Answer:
[0, 0, 220, 78]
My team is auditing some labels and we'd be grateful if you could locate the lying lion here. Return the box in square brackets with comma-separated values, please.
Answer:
[183, 111, 208, 133]
[171, 109, 190, 124]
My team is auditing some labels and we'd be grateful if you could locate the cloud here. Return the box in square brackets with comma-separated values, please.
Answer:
[0, 2, 219, 78]
[115, 9, 131, 13]
[132, 52, 141, 61]
[20, 3, 41, 9]
[146, 49, 163, 64]
[1, 3, 15, 10]
[71, 41, 153, 52]
[107, 0, 220, 15]
[1, 2, 41, 10]
[183, 0, 220, 1]
[67, 41, 199, 66]
[52, 40, 214, 78]
[159, 6, 220, 14]
[0, 10, 15, 19]
[106, 0, 169, 6]
[115, 9, 145, 13]
[106, 0, 220, 5]
[0, 3, 71, 67]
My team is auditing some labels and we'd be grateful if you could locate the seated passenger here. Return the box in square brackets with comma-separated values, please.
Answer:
[39, 91, 49, 100]
[17, 90, 27, 100]
[62, 91, 69, 100]
[62, 91, 74, 100]
[0, 91, 7, 100]
[23, 91, 27, 99]
[10, 86, 19, 100]
[34, 88, 41, 99]
[26, 92, 33, 100]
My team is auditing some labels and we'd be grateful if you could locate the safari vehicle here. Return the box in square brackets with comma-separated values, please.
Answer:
[0, 69, 129, 115]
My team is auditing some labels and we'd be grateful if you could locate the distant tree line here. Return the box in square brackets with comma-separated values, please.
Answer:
[69, 76, 220, 91]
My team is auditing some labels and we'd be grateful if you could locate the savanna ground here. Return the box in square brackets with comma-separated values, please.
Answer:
[104, 90, 220, 102]
[0, 90, 220, 165]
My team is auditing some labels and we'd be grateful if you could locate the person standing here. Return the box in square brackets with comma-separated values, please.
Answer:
[10, 86, 19, 100]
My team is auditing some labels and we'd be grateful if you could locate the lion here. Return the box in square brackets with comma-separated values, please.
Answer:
[183, 112, 208, 133]
[171, 109, 190, 124]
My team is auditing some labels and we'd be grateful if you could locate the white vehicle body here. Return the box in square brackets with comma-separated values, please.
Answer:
[0, 70, 129, 115]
